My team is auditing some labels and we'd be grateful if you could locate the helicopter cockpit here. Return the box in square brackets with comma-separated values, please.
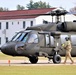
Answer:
[11, 30, 39, 44]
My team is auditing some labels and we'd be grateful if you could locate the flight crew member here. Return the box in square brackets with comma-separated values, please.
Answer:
[62, 37, 74, 64]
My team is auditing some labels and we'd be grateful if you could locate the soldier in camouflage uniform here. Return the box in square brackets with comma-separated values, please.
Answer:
[62, 37, 74, 64]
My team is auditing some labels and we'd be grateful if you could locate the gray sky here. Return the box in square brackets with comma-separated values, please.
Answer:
[0, 0, 76, 11]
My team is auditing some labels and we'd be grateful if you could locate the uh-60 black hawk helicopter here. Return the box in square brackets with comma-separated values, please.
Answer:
[0, 9, 76, 64]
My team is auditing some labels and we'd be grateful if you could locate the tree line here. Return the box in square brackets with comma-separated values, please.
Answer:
[0, 0, 51, 11]
[0, 0, 76, 12]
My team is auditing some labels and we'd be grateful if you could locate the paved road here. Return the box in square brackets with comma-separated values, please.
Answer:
[0, 60, 76, 66]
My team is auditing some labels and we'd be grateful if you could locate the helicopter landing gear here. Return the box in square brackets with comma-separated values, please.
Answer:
[52, 54, 61, 64]
[48, 54, 61, 64]
[52, 50, 61, 64]
[48, 51, 61, 64]
[29, 56, 38, 64]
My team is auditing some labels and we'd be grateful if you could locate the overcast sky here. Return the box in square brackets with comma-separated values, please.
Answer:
[0, 0, 76, 11]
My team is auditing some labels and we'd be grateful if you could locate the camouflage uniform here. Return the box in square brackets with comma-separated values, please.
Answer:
[62, 40, 74, 64]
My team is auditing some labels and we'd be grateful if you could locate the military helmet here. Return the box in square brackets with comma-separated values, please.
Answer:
[65, 37, 70, 41]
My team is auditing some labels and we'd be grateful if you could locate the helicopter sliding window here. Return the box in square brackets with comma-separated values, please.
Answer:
[45, 34, 54, 47]
[28, 34, 38, 43]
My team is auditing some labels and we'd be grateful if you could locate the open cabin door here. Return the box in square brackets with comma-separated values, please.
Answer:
[38, 31, 61, 48]
[38, 32, 52, 48]
[38, 31, 61, 55]
[38, 32, 53, 56]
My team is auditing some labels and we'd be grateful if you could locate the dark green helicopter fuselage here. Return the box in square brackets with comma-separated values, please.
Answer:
[1, 22, 76, 64]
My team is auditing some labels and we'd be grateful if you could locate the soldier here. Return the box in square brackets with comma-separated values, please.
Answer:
[62, 37, 74, 64]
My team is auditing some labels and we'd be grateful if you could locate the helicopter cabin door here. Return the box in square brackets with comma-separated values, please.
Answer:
[39, 32, 56, 48]
[38, 32, 55, 54]
[39, 32, 49, 48]
[38, 31, 61, 55]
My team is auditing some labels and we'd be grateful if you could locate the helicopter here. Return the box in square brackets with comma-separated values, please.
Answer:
[0, 8, 76, 64]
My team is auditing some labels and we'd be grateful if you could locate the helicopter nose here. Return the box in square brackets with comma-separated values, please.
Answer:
[1, 42, 17, 56]
[1, 44, 8, 54]
[1, 42, 25, 55]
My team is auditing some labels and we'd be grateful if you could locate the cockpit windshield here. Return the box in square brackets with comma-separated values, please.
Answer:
[11, 32, 29, 43]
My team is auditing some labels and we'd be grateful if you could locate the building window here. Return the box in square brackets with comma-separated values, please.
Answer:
[12, 22, 13, 25]
[0, 37, 1, 44]
[23, 21, 26, 28]
[30, 21, 33, 26]
[6, 22, 8, 29]
[6, 37, 8, 43]
[0, 22, 1, 29]
[18, 22, 19, 24]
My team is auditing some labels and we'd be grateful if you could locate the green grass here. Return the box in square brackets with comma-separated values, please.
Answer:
[0, 66, 76, 75]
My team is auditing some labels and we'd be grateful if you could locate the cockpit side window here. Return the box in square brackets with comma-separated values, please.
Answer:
[28, 34, 38, 43]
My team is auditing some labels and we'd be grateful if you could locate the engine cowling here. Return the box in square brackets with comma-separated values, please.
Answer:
[57, 22, 76, 32]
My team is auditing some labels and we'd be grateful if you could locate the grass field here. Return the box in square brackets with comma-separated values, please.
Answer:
[0, 53, 76, 75]
[0, 66, 76, 75]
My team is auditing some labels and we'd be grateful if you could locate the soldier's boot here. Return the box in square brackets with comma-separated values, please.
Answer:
[70, 60, 74, 64]
[69, 56, 74, 64]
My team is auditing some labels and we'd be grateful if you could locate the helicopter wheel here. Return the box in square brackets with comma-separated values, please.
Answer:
[52, 54, 61, 64]
[29, 56, 38, 64]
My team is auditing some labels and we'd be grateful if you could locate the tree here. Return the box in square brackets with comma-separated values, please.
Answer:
[26, 0, 34, 9]
[33, 2, 39, 9]
[16, 4, 25, 10]
[38, 1, 46, 8]
[70, 5, 76, 12]
[4, 8, 9, 11]
[70, 2, 76, 12]
[47, 3, 51, 8]
[0, 7, 9, 11]
[0, 7, 3, 11]
[26, 0, 51, 9]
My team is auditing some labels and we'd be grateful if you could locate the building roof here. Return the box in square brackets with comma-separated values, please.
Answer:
[0, 8, 55, 20]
